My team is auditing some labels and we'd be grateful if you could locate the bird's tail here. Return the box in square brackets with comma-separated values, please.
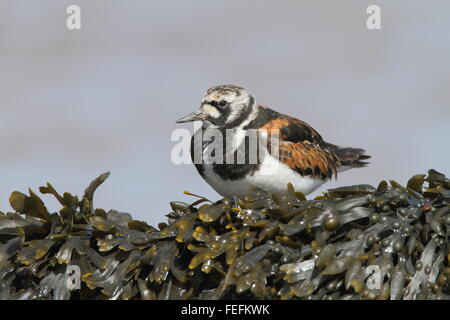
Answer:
[326, 143, 371, 169]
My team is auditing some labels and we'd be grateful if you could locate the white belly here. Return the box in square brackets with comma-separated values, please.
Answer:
[202, 155, 327, 199]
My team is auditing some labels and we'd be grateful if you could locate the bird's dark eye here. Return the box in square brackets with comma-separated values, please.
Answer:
[209, 100, 218, 107]
[219, 100, 228, 107]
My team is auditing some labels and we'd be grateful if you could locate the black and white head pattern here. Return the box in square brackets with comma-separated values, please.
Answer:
[199, 85, 257, 128]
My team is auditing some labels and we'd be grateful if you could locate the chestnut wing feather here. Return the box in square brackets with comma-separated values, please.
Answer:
[259, 116, 338, 179]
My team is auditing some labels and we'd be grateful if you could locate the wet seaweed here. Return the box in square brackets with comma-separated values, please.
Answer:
[1, 169, 450, 300]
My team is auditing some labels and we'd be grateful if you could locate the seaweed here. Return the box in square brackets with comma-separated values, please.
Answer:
[0, 169, 450, 300]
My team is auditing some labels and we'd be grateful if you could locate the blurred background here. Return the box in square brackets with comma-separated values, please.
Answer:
[1, 0, 449, 225]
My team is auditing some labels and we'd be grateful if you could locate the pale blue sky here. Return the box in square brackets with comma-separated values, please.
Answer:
[1, 1, 449, 225]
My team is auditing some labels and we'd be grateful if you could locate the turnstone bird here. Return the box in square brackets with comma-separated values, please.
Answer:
[176, 85, 370, 199]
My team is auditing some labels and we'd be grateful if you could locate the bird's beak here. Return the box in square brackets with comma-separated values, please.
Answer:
[175, 109, 206, 123]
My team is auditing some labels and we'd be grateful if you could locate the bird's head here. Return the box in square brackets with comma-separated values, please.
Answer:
[176, 85, 256, 128]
